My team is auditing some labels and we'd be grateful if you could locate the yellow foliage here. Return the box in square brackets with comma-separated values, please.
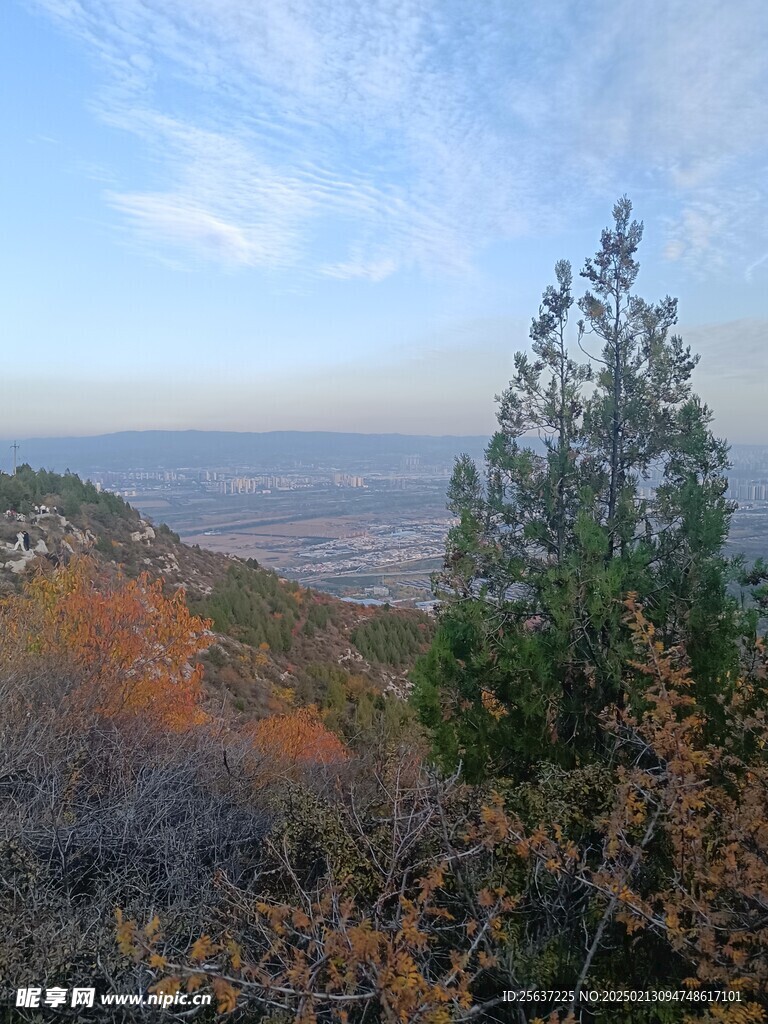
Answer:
[115, 909, 138, 959]
[480, 688, 508, 719]
[211, 978, 239, 1013]
[189, 935, 216, 962]
[149, 977, 182, 998]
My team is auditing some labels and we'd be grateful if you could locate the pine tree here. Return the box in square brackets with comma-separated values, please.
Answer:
[413, 198, 737, 780]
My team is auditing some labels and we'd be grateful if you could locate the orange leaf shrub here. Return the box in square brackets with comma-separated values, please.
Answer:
[1, 557, 211, 731]
[245, 705, 349, 775]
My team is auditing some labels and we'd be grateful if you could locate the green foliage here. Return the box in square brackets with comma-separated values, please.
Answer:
[414, 198, 741, 779]
[413, 604, 567, 781]
[206, 644, 226, 668]
[273, 785, 378, 900]
[0, 465, 132, 524]
[199, 563, 300, 651]
[157, 522, 181, 544]
[94, 534, 115, 557]
[307, 601, 334, 629]
[351, 609, 430, 665]
[299, 661, 419, 751]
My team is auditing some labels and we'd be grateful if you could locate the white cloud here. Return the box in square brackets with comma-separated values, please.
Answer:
[661, 179, 768, 276]
[108, 194, 258, 266]
[745, 252, 768, 283]
[26, 0, 768, 277]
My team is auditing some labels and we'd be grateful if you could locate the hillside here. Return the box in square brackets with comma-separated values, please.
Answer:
[0, 466, 434, 738]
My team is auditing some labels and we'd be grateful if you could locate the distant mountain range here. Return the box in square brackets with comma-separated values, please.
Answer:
[0, 430, 493, 474]
[4, 431, 765, 479]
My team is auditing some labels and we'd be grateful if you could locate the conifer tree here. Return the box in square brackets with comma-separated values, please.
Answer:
[413, 198, 737, 780]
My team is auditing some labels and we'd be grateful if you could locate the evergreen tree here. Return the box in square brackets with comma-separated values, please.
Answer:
[413, 198, 737, 780]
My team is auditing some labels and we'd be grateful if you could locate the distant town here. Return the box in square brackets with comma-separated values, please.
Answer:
[5, 432, 768, 604]
[77, 451, 456, 606]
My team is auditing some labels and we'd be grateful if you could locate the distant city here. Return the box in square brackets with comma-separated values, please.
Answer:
[87, 458, 454, 603]
[4, 432, 768, 601]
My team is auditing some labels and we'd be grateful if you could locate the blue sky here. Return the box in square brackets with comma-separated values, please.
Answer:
[2, 0, 767, 442]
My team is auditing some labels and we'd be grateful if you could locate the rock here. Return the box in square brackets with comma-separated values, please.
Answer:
[9, 552, 35, 574]
[130, 526, 155, 544]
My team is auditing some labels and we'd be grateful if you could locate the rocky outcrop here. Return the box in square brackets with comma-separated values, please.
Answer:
[130, 522, 156, 544]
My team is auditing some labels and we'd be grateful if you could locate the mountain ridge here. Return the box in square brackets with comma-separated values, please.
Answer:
[0, 429, 491, 474]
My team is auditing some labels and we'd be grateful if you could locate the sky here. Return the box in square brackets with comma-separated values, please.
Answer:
[1, 0, 767, 443]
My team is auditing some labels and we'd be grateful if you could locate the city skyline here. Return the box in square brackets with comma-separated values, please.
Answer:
[2, 0, 767, 442]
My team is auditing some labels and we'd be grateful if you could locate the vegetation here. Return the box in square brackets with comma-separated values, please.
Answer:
[1, 557, 210, 732]
[351, 608, 431, 665]
[308, 661, 421, 749]
[3, 560, 766, 1019]
[197, 562, 302, 652]
[405, 199, 768, 1015]
[0, 464, 133, 523]
[1, 202, 767, 1020]
[413, 197, 737, 780]
[192, 562, 431, 734]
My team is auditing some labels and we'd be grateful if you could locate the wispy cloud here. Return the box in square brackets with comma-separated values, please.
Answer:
[745, 252, 768, 283]
[26, 0, 768, 278]
[661, 179, 768, 277]
[108, 194, 262, 267]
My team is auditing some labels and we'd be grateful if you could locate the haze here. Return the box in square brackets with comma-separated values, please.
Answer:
[1, 0, 766, 443]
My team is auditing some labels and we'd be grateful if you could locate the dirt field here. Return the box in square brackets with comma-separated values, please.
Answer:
[183, 513, 379, 567]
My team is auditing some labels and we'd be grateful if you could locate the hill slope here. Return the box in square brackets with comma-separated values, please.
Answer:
[0, 466, 433, 733]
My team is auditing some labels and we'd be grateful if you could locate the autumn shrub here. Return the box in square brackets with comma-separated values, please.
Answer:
[1, 617, 510, 1022]
[117, 603, 768, 1023]
[4, 534, 767, 1020]
[0, 557, 211, 731]
[0, 668, 270, 1019]
[111, 759, 519, 1023]
[455, 601, 768, 1020]
[242, 704, 350, 788]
